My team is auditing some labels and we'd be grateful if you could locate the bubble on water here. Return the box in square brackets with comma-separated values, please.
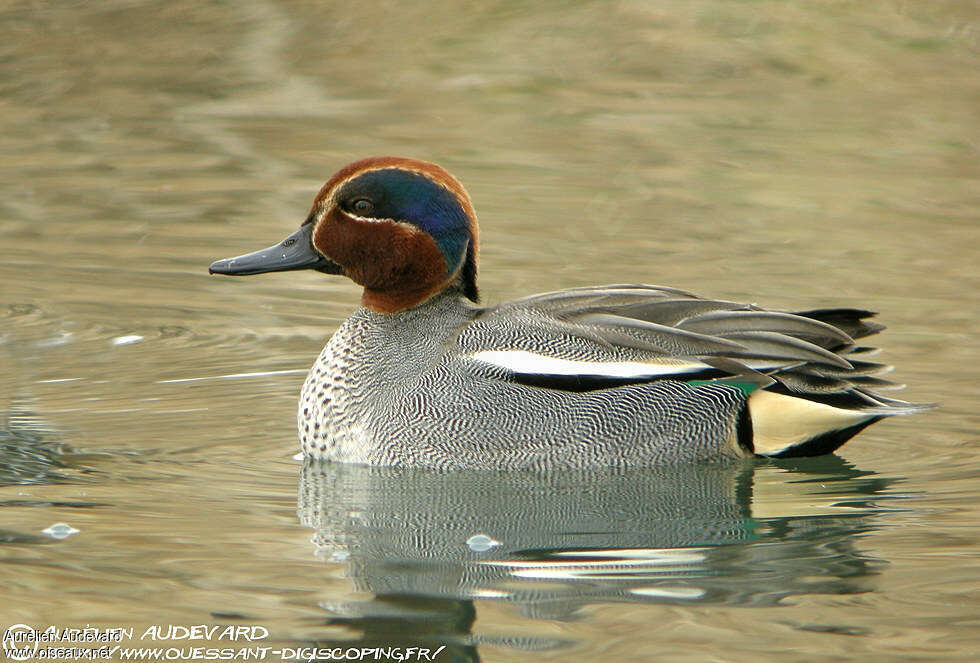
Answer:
[43, 523, 80, 539]
[112, 335, 144, 346]
[466, 533, 501, 552]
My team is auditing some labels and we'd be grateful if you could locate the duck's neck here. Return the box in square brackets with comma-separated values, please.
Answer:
[361, 281, 450, 314]
[360, 264, 478, 314]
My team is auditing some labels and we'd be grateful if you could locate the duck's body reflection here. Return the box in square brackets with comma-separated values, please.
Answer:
[298, 457, 897, 660]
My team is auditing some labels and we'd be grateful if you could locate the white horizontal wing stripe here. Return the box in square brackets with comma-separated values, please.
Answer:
[469, 350, 708, 378]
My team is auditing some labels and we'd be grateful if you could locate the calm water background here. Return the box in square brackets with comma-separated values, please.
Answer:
[1, 1, 977, 661]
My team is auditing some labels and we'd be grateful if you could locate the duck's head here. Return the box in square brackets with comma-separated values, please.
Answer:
[209, 157, 479, 313]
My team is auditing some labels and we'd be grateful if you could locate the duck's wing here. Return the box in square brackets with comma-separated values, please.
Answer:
[458, 284, 927, 415]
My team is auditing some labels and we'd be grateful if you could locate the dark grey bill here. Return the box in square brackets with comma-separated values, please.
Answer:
[209, 224, 343, 276]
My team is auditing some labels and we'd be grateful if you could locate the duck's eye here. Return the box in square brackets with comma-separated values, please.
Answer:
[351, 198, 374, 214]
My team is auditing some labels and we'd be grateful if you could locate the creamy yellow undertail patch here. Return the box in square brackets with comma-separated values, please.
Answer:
[748, 390, 875, 456]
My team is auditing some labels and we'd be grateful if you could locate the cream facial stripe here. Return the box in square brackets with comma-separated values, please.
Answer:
[344, 213, 404, 226]
[470, 350, 708, 378]
[312, 196, 421, 233]
[325, 165, 470, 213]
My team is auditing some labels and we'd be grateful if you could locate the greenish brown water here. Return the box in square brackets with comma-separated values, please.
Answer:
[1, 1, 977, 661]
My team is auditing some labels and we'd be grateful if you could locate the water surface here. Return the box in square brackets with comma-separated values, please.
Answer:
[1, 1, 977, 661]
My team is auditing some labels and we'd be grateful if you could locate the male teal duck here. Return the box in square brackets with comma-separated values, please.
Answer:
[209, 157, 927, 469]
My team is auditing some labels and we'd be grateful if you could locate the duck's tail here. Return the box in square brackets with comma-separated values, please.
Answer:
[745, 308, 934, 458]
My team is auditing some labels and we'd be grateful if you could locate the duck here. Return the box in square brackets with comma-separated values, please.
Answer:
[209, 157, 928, 469]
